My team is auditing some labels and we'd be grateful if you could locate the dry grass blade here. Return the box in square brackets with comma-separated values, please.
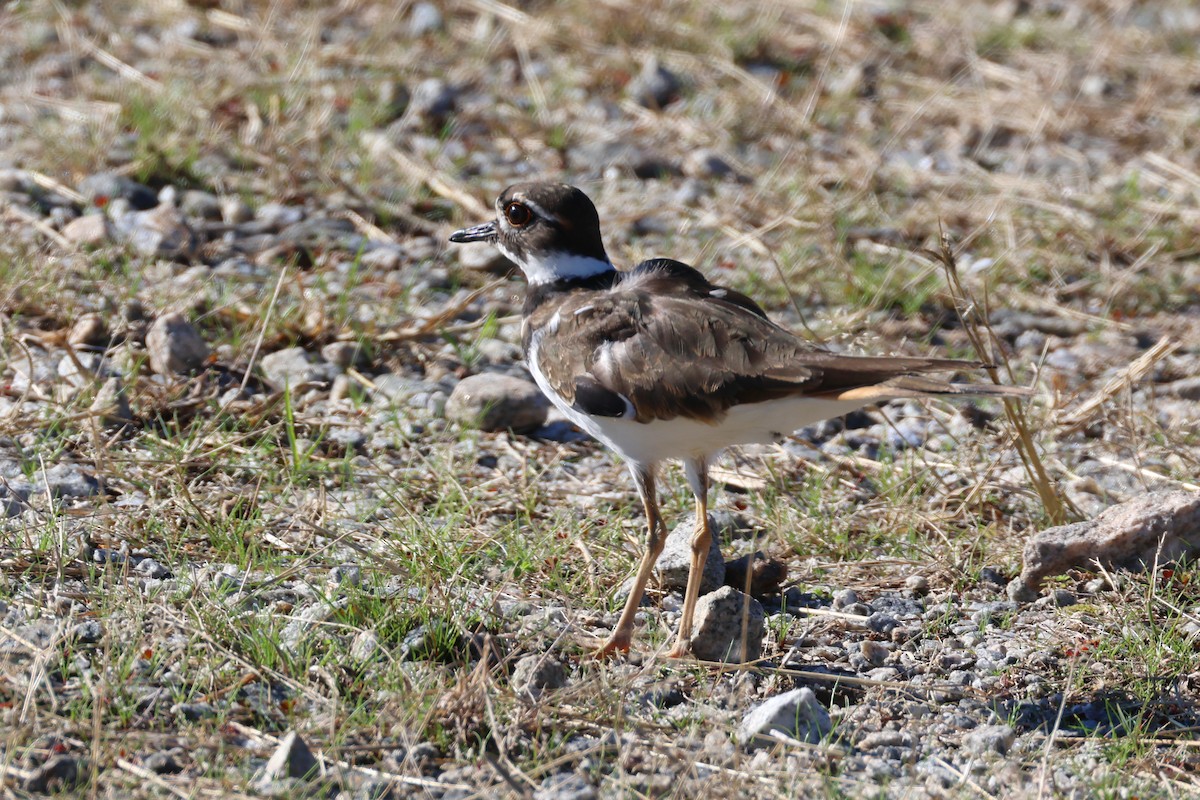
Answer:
[1056, 335, 1181, 433]
[927, 234, 1069, 525]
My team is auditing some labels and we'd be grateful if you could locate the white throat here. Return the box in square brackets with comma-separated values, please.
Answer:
[498, 243, 614, 286]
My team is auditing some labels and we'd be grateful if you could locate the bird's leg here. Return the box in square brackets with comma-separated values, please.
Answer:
[597, 464, 665, 657]
[666, 457, 710, 659]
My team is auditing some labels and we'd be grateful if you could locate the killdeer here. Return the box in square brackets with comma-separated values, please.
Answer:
[450, 182, 1028, 658]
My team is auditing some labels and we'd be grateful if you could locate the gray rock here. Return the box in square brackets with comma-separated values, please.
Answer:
[61, 214, 111, 246]
[142, 750, 183, 774]
[657, 514, 725, 593]
[69, 313, 110, 348]
[409, 78, 457, 123]
[511, 654, 568, 700]
[171, 701, 215, 720]
[71, 620, 103, 643]
[220, 196, 254, 224]
[90, 377, 132, 426]
[36, 463, 102, 498]
[179, 190, 222, 220]
[1164, 376, 1200, 401]
[534, 773, 596, 800]
[0, 486, 24, 518]
[256, 202, 305, 229]
[1009, 490, 1200, 601]
[738, 687, 832, 748]
[684, 148, 735, 179]
[134, 557, 170, 579]
[23, 756, 85, 793]
[371, 373, 437, 402]
[321, 341, 369, 370]
[79, 173, 157, 209]
[350, 629, 380, 662]
[1052, 589, 1078, 607]
[112, 204, 198, 260]
[860, 640, 891, 667]
[905, 575, 930, 595]
[963, 724, 1016, 756]
[258, 730, 320, 785]
[687, 585, 764, 663]
[628, 58, 682, 108]
[445, 374, 550, 433]
[147, 312, 210, 375]
[832, 588, 859, 610]
[723, 550, 787, 597]
[259, 347, 339, 388]
[408, 1, 444, 36]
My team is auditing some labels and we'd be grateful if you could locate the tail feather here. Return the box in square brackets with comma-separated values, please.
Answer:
[832, 376, 1032, 402]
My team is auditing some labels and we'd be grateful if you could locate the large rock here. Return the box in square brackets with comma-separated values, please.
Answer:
[1009, 490, 1200, 602]
[445, 374, 549, 433]
[687, 585, 764, 663]
[738, 688, 832, 749]
[147, 312, 210, 375]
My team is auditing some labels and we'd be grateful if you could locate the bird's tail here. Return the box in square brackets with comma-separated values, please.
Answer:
[831, 376, 1033, 403]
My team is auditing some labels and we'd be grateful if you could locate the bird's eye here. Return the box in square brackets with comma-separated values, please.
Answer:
[504, 202, 533, 227]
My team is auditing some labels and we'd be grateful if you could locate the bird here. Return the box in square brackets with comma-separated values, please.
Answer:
[450, 182, 1029, 659]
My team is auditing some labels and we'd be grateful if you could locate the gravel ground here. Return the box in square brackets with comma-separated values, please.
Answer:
[1, 1, 1199, 797]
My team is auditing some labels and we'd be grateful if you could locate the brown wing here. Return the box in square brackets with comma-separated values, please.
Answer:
[532, 260, 988, 424]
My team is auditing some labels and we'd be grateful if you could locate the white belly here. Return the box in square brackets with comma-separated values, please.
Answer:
[549, 388, 865, 466]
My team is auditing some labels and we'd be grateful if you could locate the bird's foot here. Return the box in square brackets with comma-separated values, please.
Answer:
[593, 631, 632, 659]
[664, 639, 692, 660]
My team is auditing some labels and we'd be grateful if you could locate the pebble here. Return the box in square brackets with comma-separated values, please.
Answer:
[257, 731, 320, 785]
[36, 463, 102, 498]
[142, 750, 183, 774]
[445, 374, 550, 433]
[963, 724, 1016, 756]
[408, 1, 444, 36]
[89, 377, 133, 426]
[860, 640, 892, 666]
[723, 550, 787, 597]
[534, 773, 596, 800]
[408, 78, 457, 123]
[628, 58, 682, 108]
[656, 514, 725, 593]
[905, 575, 930, 595]
[684, 149, 736, 179]
[112, 204, 198, 260]
[350, 629, 380, 662]
[134, 558, 170, 579]
[68, 313, 110, 348]
[739, 687, 832, 748]
[146, 312, 210, 375]
[511, 654, 568, 700]
[221, 196, 254, 224]
[61, 214, 111, 246]
[832, 588, 859, 610]
[687, 586, 764, 663]
[179, 189, 222, 220]
[1052, 589, 1078, 607]
[79, 173, 157, 209]
[321, 341, 369, 370]
[259, 347, 339, 388]
[23, 756, 85, 794]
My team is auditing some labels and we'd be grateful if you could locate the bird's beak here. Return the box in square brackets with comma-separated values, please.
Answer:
[449, 221, 497, 243]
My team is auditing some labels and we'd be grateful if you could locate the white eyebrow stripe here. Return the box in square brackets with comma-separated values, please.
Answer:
[514, 195, 553, 221]
[573, 304, 595, 316]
